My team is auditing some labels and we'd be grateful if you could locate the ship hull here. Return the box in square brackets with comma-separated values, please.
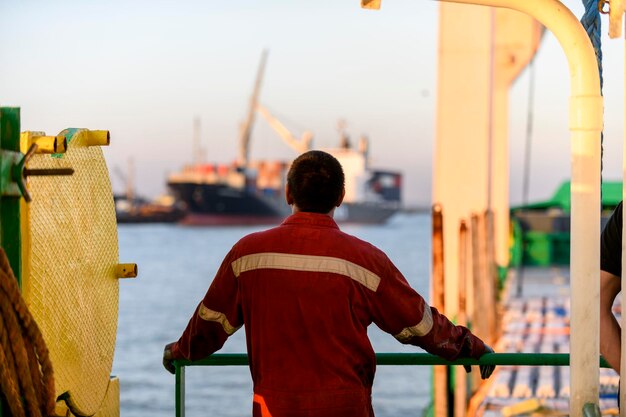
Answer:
[168, 181, 290, 225]
[180, 213, 287, 226]
[168, 182, 398, 225]
[334, 203, 398, 224]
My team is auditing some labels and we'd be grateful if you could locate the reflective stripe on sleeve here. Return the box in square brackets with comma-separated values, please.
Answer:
[197, 303, 240, 335]
[231, 252, 381, 291]
[394, 306, 434, 342]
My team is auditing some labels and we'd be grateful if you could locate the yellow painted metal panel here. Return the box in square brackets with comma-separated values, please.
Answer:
[20, 128, 119, 416]
[64, 377, 120, 417]
[92, 377, 120, 417]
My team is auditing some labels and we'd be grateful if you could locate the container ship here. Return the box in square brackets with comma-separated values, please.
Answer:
[167, 51, 402, 226]
[166, 141, 402, 226]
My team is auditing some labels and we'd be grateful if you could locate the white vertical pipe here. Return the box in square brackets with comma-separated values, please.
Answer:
[569, 117, 602, 412]
[433, 1, 603, 415]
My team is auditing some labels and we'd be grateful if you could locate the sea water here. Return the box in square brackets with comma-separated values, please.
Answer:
[113, 212, 432, 417]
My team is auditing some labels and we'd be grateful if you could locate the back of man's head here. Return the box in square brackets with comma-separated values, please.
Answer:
[287, 150, 345, 213]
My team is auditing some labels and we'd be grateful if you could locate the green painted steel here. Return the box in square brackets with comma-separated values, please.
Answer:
[583, 402, 601, 417]
[511, 180, 622, 213]
[0, 107, 22, 417]
[509, 180, 622, 267]
[0, 149, 21, 198]
[175, 363, 185, 417]
[0, 108, 22, 287]
[173, 352, 612, 416]
[174, 352, 612, 368]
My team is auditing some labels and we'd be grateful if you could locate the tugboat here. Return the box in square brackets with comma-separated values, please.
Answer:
[113, 160, 186, 224]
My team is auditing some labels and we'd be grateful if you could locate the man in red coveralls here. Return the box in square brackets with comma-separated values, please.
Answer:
[163, 150, 495, 417]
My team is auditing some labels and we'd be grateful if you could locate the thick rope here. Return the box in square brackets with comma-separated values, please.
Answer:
[581, 0, 604, 90]
[0, 248, 55, 417]
[580, 0, 604, 187]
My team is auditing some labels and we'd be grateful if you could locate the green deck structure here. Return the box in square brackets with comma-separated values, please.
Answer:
[511, 181, 622, 267]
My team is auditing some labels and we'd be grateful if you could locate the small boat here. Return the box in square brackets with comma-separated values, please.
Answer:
[114, 194, 187, 224]
[113, 159, 186, 224]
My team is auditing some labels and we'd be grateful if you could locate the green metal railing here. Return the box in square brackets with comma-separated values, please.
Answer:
[173, 352, 612, 417]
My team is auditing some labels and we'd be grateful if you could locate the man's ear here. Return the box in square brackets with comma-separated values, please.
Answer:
[285, 183, 294, 205]
[336, 187, 345, 207]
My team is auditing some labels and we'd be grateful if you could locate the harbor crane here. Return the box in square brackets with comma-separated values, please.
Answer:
[255, 103, 313, 154]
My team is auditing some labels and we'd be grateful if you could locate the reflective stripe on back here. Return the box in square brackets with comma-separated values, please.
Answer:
[231, 252, 381, 291]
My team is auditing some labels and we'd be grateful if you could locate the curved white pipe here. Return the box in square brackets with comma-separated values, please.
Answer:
[434, 1, 603, 416]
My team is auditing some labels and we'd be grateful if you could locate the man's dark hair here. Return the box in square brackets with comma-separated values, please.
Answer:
[287, 150, 345, 213]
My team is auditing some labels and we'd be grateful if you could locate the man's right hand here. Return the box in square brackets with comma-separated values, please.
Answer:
[478, 345, 495, 379]
[463, 344, 495, 379]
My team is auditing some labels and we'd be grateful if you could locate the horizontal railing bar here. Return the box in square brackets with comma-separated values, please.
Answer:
[174, 352, 612, 368]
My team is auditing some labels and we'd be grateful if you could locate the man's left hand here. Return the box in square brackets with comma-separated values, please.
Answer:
[163, 342, 176, 374]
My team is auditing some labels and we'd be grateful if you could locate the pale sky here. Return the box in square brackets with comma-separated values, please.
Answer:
[0, 0, 624, 206]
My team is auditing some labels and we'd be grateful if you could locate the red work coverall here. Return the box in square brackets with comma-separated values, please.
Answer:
[171, 212, 487, 417]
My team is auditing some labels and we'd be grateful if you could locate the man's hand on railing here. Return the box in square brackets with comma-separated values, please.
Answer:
[479, 344, 496, 379]
[463, 344, 495, 379]
[163, 342, 175, 374]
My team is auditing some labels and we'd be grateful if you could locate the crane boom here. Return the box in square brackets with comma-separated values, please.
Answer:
[256, 103, 313, 154]
[238, 50, 269, 167]
[113, 158, 134, 201]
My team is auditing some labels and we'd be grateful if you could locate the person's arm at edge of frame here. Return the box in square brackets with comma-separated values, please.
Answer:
[600, 269, 621, 374]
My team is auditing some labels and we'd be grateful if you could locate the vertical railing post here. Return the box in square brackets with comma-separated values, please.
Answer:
[454, 220, 468, 417]
[485, 209, 498, 342]
[432, 204, 449, 417]
[175, 363, 185, 417]
[469, 213, 483, 391]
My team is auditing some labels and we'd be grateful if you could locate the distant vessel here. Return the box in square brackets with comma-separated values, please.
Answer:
[114, 194, 186, 224]
[167, 145, 402, 226]
[113, 159, 186, 224]
[167, 51, 402, 226]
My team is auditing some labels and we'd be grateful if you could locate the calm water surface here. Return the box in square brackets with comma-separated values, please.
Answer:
[112, 213, 432, 417]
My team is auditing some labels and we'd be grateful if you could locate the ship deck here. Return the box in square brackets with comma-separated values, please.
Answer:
[475, 267, 620, 417]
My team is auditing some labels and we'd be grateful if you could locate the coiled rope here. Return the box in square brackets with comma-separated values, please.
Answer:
[580, 0, 604, 183]
[0, 248, 55, 417]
